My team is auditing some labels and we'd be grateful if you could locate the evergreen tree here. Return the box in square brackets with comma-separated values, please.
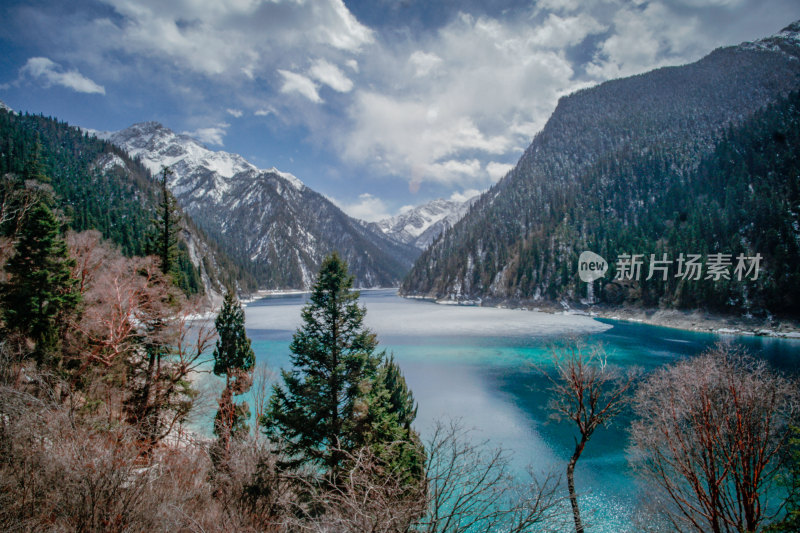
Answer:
[265, 252, 420, 482]
[1, 198, 79, 363]
[153, 166, 180, 277]
[212, 289, 255, 458]
[354, 355, 424, 483]
[22, 139, 48, 183]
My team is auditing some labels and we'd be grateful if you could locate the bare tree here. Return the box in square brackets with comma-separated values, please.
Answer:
[420, 419, 565, 533]
[543, 343, 638, 533]
[284, 444, 427, 533]
[629, 344, 799, 533]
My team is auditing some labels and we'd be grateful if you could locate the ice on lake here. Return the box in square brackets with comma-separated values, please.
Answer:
[245, 289, 611, 338]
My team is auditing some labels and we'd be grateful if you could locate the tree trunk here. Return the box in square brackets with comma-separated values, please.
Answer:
[567, 438, 587, 533]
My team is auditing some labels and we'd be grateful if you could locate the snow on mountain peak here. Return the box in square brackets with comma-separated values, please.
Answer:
[0, 100, 13, 113]
[267, 167, 304, 191]
[377, 194, 479, 249]
[777, 20, 800, 41]
[742, 19, 800, 53]
[107, 121, 305, 195]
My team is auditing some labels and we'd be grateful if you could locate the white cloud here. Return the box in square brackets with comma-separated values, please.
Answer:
[334, 193, 391, 222]
[278, 70, 322, 103]
[73, 0, 373, 83]
[226, 108, 243, 118]
[426, 159, 482, 183]
[408, 51, 443, 77]
[586, 2, 714, 79]
[183, 123, 229, 146]
[449, 189, 482, 203]
[308, 59, 354, 93]
[342, 11, 586, 188]
[486, 162, 514, 182]
[529, 13, 607, 49]
[20, 57, 105, 94]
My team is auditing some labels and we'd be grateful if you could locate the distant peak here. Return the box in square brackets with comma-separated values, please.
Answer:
[0, 100, 13, 113]
[128, 120, 167, 131]
[778, 20, 800, 39]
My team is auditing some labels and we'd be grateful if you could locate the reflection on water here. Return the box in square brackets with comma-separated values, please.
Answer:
[242, 289, 800, 532]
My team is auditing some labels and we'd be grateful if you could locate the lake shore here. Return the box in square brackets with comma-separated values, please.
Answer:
[402, 293, 800, 339]
[588, 306, 800, 339]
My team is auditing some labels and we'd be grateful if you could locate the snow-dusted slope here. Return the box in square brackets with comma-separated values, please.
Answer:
[103, 122, 418, 289]
[0, 100, 13, 113]
[376, 195, 479, 250]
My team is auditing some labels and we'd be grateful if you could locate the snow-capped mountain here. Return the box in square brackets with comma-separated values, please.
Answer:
[0, 100, 13, 113]
[375, 196, 479, 250]
[101, 122, 419, 289]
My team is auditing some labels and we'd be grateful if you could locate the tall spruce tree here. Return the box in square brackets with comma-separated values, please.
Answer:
[212, 289, 255, 458]
[265, 252, 421, 481]
[1, 198, 79, 363]
[153, 166, 180, 277]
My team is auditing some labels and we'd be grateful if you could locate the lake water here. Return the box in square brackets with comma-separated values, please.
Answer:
[242, 289, 800, 532]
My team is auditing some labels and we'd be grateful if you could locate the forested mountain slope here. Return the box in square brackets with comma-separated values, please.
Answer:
[105, 122, 420, 289]
[401, 22, 800, 317]
[0, 107, 254, 295]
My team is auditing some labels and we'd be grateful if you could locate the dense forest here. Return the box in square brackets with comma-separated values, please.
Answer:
[0, 108, 258, 294]
[402, 34, 800, 318]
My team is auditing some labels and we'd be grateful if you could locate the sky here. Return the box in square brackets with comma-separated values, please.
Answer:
[1, 0, 798, 222]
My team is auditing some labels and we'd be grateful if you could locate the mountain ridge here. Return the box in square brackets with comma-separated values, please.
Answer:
[101, 121, 419, 290]
[373, 195, 479, 250]
[401, 20, 800, 317]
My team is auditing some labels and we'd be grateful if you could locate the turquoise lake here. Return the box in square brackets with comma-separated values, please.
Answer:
[241, 289, 800, 532]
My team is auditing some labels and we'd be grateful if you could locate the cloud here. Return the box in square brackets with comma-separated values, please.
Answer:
[278, 70, 323, 103]
[19, 57, 105, 94]
[529, 12, 607, 49]
[449, 189, 482, 203]
[333, 193, 391, 222]
[254, 108, 274, 116]
[308, 59, 354, 92]
[226, 108, 243, 118]
[486, 162, 514, 182]
[341, 11, 587, 188]
[85, 0, 373, 80]
[408, 51, 443, 77]
[183, 123, 229, 146]
[586, 2, 716, 79]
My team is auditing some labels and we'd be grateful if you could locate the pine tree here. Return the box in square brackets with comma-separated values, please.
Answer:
[1, 198, 79, 363]
[265, 252, 420, 481]
[153, 166, 180, 277]
[212, 289, 255, 458]
[354, 355, 424, 483]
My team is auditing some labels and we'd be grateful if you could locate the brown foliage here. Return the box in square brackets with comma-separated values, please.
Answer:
[630, 344, 799, 533]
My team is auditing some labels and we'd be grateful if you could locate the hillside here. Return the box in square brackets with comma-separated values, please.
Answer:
[0, 107, 253, 296]
[104, 122, 420, 289]
[401, 22, 800, 317]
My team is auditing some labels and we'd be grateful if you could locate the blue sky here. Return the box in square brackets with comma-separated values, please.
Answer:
[1, 0, 798, 221]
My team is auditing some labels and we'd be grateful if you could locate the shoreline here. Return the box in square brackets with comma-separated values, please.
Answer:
[400, 293, 800, 340]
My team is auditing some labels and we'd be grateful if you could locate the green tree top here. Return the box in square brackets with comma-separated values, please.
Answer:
[265, 252, 383, 473]
[1, 198, 79, 362]
[152, 166, 180, 276]
[213, 289, 255, 378]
